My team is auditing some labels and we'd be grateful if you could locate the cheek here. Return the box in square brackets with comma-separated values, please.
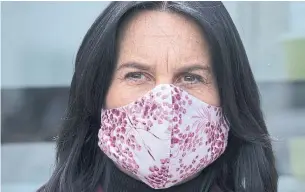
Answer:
[189, 85, 220, 106]
[206, 89, 220, 106]
[104, 86, 120, 109]
[106, 84, 220, 109]
[105, 80, 151, 109]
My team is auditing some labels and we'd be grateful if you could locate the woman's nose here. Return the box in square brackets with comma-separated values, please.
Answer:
[155, 75, 173, 86]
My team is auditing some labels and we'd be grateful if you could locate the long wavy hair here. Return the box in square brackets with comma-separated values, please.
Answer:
[39, 1, 278, 192]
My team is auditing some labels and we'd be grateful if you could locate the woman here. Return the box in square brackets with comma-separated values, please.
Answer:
[39, 1, 278, 192]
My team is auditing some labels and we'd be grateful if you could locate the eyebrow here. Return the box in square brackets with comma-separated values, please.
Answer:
[116, 62, 210, 73]
[116, 62, 153, 72]
[175, 64, 210, 74]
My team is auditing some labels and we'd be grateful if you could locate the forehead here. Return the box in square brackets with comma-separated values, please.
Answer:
[117, 10, 210, 66]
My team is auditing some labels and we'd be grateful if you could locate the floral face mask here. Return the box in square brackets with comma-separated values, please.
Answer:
[98, 84, 229, 189]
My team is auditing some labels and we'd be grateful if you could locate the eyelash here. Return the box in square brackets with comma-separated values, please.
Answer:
[123, 71, 206, 85]
[179, 73, 205, 84]
[124, 72, 151, 81]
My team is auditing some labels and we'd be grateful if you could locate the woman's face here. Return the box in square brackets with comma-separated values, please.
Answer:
[106, 10, 219, 109]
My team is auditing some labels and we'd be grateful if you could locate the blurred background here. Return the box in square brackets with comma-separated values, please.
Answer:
[1, 1, 305, 192]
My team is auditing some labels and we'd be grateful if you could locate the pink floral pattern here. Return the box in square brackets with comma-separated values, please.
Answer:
[98, 84, 229, 189]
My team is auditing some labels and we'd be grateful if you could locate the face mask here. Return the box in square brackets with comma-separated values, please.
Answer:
[98, 84, 229, 189]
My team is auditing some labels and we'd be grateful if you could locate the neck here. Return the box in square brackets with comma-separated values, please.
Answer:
[100, 157, 220, 192]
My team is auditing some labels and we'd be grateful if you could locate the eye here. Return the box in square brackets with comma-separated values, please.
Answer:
[123, 72, 152, 84]
[125, 72, 145, 80]
[181, 73, 205, 84]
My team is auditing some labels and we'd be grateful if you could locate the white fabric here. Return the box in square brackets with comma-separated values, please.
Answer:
[98, 84, 229, 189]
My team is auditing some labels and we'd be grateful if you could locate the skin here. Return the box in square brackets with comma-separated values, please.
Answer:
[106, 10, 219, 109]
[104, 10, 220, 185]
